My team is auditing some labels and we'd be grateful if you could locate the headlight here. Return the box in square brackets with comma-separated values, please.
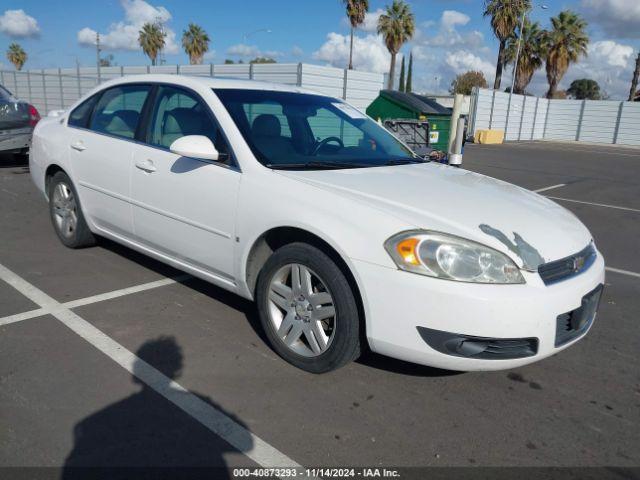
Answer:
[384, 230, 525, 284]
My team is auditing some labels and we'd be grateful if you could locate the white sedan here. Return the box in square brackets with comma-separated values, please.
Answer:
[29, 75, 605, 373]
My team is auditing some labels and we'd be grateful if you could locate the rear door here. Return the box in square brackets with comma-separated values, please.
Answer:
[130, 84, 240, 281]
[68, 84, 151, 238]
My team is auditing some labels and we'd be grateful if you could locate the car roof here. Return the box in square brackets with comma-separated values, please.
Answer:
[95, 73, 324, 96]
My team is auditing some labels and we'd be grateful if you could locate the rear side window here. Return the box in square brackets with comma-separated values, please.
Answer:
[68, 94, 100, 128]
[88, 85, 150, 139]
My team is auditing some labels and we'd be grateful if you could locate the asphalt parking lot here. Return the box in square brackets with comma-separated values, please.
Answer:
[1, 141, 638, 478]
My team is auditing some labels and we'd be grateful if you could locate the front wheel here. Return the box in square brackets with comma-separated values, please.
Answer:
[48, 171, 96, 248]
[256, 243, 361, 373]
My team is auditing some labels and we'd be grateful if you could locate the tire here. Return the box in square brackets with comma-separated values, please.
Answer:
[256, 242, 361, 373]
[48, 171, 96, 248]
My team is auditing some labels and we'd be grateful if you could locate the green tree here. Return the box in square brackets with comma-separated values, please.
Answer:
[504, 19, 544, 94]
[629, 52, 640, 102]
[567, 78, 601, 99]
[182, 23, 210, 65]
[6, 43, 27, 71]
[483, 0, 531, 90]
[99, 54, 116, 67]
[378, 0, 415, 90]
[398, 55, 406, 92]
[450, 71, 488, 95]
[250, 57, 277, 64]
[542, 10, 589, 99]
[138, 22, 166, 66]
[342, 0, 369, 70]
[406, 52, 413, 92]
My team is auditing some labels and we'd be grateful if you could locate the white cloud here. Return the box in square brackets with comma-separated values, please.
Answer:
[77, 0, 178, 54]
[441, 10, 470, 30]
[581, 0, 640, 38]
[406, 9, 495, 93]
[445, 50, 494, 78]
[0, 9, 40, 38]
[291, 45, 304, 57]
[361, 8, 384, 33]
[312, 32, 393, 73]
[226, 43, 283, 59]
[588, 40, 634, 68]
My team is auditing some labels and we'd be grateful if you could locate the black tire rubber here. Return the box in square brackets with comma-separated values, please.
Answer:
[256, 242, 361, 373]
[48, 171, 96, 249]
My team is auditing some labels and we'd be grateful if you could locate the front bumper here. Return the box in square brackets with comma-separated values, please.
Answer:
[354, 250, 605, 371]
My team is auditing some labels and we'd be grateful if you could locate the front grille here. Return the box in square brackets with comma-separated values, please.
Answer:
[555, 284, 603, 346]
[417, 327, 538, 360]
[538, 243, 597, 286]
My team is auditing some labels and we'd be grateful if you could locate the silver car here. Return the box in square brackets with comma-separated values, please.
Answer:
[0, 85, 40, 155]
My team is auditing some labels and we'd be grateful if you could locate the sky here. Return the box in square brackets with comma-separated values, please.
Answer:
[1, 0, 639, 99]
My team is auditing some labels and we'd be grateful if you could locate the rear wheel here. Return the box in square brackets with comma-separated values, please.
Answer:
[256, 243, 361, 373]
[48, 171, 95, 248]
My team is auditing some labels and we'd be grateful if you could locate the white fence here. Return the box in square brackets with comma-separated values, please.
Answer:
[0, 63, 384, 115]
[468, 87, 640, 146]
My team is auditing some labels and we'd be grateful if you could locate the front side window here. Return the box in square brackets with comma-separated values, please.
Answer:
[89, 85, 150, 139]
[213, 89, 418, 169]
[147, 85, 229, 159]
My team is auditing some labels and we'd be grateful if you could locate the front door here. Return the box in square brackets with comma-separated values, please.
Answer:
[130, 85, 240, 281]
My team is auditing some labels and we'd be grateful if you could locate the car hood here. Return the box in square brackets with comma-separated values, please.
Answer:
[279, 163, 592, 270]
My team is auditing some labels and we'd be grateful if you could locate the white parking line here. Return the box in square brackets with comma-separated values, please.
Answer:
[0, 263, 305, 473]
[606, 267, 640, 279]
[0, 275, 189, 327]
[533, 184, 566, 193]
[546, 196, 640, 213]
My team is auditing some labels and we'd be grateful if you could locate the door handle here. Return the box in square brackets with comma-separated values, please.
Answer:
[70, 141, 86, 152]
[135, 159, 157, 173]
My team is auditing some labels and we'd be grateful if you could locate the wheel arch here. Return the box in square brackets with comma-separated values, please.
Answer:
[244, 226, 368, 342]
[44, 164, 67, 198]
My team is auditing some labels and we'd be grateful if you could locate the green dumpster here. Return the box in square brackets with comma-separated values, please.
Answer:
[366, 90, 452, 152]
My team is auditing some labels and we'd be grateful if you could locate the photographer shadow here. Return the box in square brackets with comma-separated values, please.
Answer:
[62, 336, 252, 479]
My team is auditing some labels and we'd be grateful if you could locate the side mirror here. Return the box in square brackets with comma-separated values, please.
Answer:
[48, 109, 66, 118]
[169, 135, 220, 161]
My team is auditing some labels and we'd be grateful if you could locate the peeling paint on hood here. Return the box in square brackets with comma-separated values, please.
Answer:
[479, 224, 545, 271]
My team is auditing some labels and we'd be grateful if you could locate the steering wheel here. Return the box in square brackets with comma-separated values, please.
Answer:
[312, 136, 344, 155]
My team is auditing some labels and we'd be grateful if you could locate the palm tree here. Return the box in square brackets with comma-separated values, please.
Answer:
[182, 23, 210, 65]
[629, 52, 640, 102]
[483, 0, 531, 90]
[6, 43, 27, 71]
[138, 22, 166, 66]
[377, 0, 415, 90]
[504, 19, 544, 94]
[542, 10, 589, 99]
[342, 0, 369, 70]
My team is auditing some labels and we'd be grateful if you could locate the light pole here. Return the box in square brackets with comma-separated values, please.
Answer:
[504, 2, 547, 138]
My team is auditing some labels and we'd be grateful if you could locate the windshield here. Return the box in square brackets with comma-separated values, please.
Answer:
[213, 89, 419, 169]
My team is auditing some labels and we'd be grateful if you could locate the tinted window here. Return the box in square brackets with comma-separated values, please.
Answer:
[214, 89, 416, 169]
[148, 85, 229, 157]
[68, 94, 100, 128]
[307, 107, 364, 147]
[89, 85, 150, 139]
